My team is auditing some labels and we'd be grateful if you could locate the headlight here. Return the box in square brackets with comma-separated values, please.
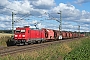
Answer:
[15, 35, 17, 37]
[22, 35, 25, 37]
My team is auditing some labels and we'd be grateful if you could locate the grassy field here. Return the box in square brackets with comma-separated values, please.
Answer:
[0, 33, 12, 38]
[0, 37, 89, 60]
[64, 37, 90, 60]
[0, 33, 12, 47]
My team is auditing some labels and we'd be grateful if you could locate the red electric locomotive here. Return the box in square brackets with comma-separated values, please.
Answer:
[14, 26, 45, 45]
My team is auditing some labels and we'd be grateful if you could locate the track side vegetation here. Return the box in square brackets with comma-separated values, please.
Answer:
[0, 33, 12, 47]
[64, 37, 90, 60]
[0, 37, 89, 60]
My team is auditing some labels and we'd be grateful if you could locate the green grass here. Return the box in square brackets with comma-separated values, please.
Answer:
[64, 37, 90, 60]
[0, 37, 89, 60]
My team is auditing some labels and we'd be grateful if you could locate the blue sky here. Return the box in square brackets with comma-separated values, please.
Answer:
[55, 0, 90, 11]
[55, 0, 73, 5]
[0, 0, 90, 32]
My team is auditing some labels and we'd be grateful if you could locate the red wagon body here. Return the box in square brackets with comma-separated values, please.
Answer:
[62, 31, 67, 39]
[42, 28, 54, 40]
[69, 32, 73, 38]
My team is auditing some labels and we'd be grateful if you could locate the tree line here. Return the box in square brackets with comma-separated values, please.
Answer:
[0, 30, 12, 33]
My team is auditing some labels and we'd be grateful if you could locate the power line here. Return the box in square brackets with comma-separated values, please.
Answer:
[45, 11, 62, 31]
[15, 13, 32, 21]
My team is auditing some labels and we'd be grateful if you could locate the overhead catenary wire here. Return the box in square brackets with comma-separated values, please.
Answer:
[0, 3, 61, 31]
[0, 2, 55, 30]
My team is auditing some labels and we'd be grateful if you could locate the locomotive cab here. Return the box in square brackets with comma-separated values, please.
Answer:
[14, 26, 30, 45]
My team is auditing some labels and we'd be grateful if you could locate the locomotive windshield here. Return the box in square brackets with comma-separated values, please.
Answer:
[21, 30, 25, 32]
[16, 30, 20, 33]
[15, 30, 25, 33]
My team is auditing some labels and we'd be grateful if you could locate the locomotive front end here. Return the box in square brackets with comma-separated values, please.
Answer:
[14, 27, 29, 45]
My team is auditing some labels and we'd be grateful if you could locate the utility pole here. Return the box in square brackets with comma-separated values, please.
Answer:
[57, 11, 62, 33]
[57, 11, 62, 39]
[12, 12, 14, 35]
[78, 25, 80, 37]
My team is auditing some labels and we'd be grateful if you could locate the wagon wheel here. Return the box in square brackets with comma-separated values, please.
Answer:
[38, 40, 41, 44]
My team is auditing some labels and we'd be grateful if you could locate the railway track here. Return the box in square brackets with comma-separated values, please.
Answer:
[0, 46, 18, 51]
[0, 38, 80, 56]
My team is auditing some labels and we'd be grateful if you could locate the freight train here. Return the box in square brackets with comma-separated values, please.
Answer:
[14, 26, 85, 45]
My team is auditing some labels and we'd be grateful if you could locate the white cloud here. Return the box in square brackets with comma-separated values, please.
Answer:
[0, 0, 9, 6]
[52, 3, 81, 18]
[6, 0, 33, 14]
[0, 1, 90, 32]
[32, 0, 55, 9]
[0, 0, 49, 30]
[50, 3, 90, 32]
[0, 0, 48, 15]
[30, 20, 45, 29]
[0, 15, 11, 21]
[37, 23, 45, 29]
[51, 3, 90, 23]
